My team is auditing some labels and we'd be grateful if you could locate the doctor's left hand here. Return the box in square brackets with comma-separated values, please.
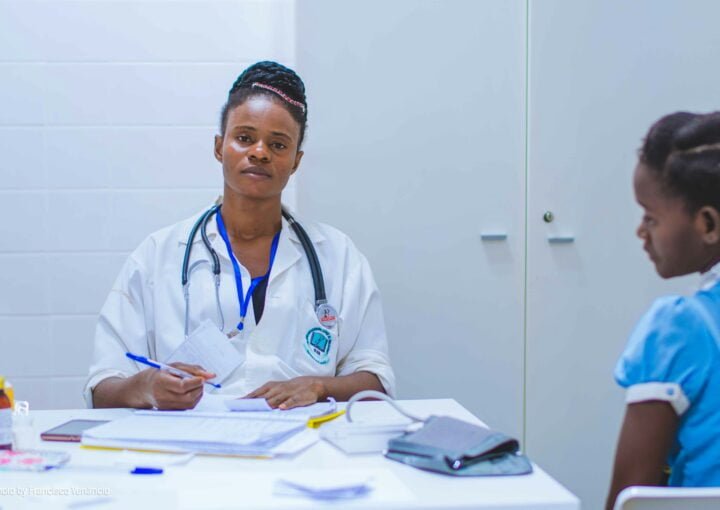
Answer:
[245, 377, 326, 410]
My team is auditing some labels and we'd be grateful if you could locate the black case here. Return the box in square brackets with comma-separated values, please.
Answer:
[385, 415, 532, 476]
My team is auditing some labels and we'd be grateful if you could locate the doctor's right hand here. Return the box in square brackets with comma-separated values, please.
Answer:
[137, 362, 214, 410]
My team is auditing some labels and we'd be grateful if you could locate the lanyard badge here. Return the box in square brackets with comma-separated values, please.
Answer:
[216, 212, 280, 336]
[316, 303, 338, 329]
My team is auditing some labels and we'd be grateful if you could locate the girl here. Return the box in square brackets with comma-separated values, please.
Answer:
[606, 111, 720, 509]
[86, 61, 395, 410]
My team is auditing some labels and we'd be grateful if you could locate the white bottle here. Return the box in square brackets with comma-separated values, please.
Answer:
[13, 401, 35, 451]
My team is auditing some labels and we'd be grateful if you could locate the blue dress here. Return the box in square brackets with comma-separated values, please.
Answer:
[615, 279, 720, 486]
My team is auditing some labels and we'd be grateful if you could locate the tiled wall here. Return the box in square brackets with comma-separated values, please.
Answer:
[0, 0, 296, 409]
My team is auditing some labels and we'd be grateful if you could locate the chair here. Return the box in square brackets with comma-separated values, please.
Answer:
[614, 486, 720, 510]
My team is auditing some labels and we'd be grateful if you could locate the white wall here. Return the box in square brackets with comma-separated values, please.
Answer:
[296, 0, 528, 439]
[0, 0, 295, 409]
[295, 1, 720, 509]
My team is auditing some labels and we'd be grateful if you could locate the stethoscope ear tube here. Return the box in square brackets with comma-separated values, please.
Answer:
[182, 205, 221, 286]
[182, 210, 209, 286]
[201, 205, 221, 276]
[282, 208, 327, 306]
[182, 205, 223, 337]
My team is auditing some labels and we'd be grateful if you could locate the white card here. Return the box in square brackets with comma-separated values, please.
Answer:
[224, 398, 273, 412]
[165, 319, 244, 383]
[223, 399, 338, 418]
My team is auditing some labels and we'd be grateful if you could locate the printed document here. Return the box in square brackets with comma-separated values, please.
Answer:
[82, 412, 306, 455]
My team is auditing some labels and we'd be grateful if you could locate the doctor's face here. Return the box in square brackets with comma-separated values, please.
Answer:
[214, 96, 303, 201]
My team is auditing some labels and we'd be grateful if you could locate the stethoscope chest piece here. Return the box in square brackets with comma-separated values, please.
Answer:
[316, 302, 338, 329]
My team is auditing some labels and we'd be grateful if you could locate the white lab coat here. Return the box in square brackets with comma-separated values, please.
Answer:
[84, 206, 395, 407]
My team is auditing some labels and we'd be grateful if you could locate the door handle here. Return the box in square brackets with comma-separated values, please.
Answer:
[547, 235, 575, 244]
[480, 233, 508, 241]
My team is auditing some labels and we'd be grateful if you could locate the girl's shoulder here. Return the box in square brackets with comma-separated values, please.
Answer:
[637, 290, 720, 342]
[615, 291, 720, 397]
[640, 294, 706, 331]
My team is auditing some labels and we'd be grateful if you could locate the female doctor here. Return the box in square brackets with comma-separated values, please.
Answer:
[86, 61, 395, 410]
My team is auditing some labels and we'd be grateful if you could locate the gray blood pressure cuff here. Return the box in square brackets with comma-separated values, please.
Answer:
[384, 415, 532, 476]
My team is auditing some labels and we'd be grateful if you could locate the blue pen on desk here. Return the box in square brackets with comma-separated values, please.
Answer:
[130, 467, 164, 475]
[126, 352, 222, 389]
[61, 464, 164, 475]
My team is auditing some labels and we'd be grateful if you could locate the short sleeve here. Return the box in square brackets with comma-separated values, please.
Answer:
[333, 241, 396, 397]
[614, 295, 717, 415]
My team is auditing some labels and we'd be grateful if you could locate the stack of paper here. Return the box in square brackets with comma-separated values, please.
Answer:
[196, 394, 337, 418]
[81, 412, 307, 456]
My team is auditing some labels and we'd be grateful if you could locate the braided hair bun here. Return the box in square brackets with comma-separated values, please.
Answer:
[220, 61, 308, 146]
[640, 111, 720, 213]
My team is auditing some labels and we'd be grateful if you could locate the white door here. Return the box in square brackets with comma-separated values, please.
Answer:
[526, 1, 720, 507]
[296, 0, 528, 437]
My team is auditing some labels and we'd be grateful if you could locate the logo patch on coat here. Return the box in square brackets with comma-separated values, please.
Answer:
[304, 327, 333, 364]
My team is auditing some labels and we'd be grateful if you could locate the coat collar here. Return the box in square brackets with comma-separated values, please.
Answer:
[177, 205, 326, 282]
[700, 259, 720, 291]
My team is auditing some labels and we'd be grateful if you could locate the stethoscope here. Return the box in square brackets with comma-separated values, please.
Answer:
[181, 204, 338, 338]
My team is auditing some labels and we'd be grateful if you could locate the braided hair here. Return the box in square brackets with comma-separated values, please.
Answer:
[219, 61, 308, 147]
[640, 111, 720, 214]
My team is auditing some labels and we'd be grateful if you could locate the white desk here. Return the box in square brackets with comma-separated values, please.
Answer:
[0, 399, 579, 510]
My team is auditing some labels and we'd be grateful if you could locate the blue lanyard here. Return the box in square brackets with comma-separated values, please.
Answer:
[216, 212, 281, 332]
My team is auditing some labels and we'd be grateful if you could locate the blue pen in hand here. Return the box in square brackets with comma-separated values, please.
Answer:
[125, 352, 222, 389]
